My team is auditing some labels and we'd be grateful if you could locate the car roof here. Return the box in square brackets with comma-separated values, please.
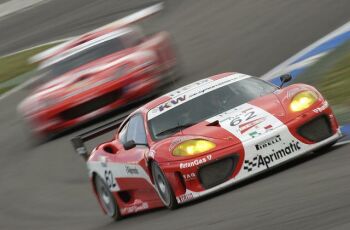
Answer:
[138, 72, 252, 117]
[39, 26, 136, 69]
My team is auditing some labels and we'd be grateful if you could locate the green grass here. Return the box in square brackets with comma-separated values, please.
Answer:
[0, 86, 13, 94]
[292, 40, 350, 125]
[0, 43, 57, 84]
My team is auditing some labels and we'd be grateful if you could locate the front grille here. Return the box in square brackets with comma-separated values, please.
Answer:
[198, 156, 238, 189]
[298, 115, 333, 142]
[59, 89, 122, 121]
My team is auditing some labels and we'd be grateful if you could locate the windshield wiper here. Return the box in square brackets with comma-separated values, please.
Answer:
[156, 122, 196, 137]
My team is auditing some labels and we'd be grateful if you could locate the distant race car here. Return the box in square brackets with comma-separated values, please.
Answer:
[18, 3, 178, 136]
[72, 72, 341, 220]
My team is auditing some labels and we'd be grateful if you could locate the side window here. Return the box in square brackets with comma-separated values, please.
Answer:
[125, 114, 147, 145]
[118, 121, 129, 145]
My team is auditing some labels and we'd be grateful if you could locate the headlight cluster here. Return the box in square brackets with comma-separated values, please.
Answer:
[290, 91, 318, 112]
[172, 139, 216, 156]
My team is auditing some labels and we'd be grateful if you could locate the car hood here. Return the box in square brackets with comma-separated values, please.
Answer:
[35, 53, 127, 97]
[151, 93, 288, 162]
[181, 94, 286, 143]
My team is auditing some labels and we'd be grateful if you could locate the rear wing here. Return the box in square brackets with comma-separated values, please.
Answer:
[30, 2, 164, 63]
[71, 115, 127, 160]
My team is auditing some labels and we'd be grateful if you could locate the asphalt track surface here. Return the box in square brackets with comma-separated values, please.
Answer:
[1, 1, 350, 229]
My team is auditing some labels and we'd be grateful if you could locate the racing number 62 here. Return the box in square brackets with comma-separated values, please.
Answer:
[230, 111, 257, 126]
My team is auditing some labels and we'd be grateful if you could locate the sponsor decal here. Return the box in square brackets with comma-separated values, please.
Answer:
[167, 79, 211, 97]
[183, 172, 196, 181]
[149, 75, 249, 120]
[208, 104, 282, 142]
[158, 95, 186, 112]
[188, 78, 239, 98]
[120, 202, 149, 214]
[313, 101, 328, 113]
[125, 166, 139, 175]
[177, 193, 194, 202]
[248, 125, 273, 138]
[244, 140, 301, 172]
[249, 131, 261, 138]
[248, 125, 274, 138]
[255, 135, 282, 151]
[238, 117, 266, 134]
[179, 155, 212, 169]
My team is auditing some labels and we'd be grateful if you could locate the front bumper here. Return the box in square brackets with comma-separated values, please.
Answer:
[159, 109, 341, 204]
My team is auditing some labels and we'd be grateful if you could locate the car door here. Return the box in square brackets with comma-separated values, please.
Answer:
[114, 114, 155, 194]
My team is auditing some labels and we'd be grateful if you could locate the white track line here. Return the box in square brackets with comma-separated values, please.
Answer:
[1, 37, 74, 58]
[0, 37, 75, 102]
[0, 0, 49, 19]
[262, 20, 350, 80]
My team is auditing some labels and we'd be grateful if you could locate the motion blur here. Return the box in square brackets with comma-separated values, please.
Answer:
[17, 3, 179, 137]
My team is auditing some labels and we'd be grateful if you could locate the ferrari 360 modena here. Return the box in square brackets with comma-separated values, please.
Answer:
[18, 3, 178, 137]
[72, 72, 341, 220]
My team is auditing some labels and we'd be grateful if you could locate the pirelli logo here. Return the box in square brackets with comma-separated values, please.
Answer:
[244, 140, 301, 172]
[255, 135, 282, 151]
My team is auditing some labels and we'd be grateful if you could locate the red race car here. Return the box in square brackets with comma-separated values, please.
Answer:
[18, 3, 178, 137]
[72, 72, 341, 220]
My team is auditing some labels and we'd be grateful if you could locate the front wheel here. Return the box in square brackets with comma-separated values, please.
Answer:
[94, 175, 121, 220]
[151, 162, 178, 209]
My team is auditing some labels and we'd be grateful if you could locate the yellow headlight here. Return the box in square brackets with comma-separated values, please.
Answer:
[172, 139, 216, 156]
[290, 91, 318, 112]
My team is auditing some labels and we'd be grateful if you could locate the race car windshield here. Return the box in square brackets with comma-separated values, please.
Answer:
[149, 77, 277, 140]
[46, 37, 124, 77]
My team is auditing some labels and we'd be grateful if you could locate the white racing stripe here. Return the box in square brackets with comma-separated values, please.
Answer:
[0, 0, 48, 19]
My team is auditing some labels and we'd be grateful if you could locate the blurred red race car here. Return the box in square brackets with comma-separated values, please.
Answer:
[18, 3, 178, 136]
[72, 72, 341, 220]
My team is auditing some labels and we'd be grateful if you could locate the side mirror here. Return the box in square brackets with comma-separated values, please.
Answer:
[279, 74, 292, 88]
[124, 140, 136, 150]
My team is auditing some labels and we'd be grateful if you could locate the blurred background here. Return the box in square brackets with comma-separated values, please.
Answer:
[0, 1, 350, 230]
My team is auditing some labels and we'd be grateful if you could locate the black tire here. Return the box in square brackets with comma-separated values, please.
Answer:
[151, 162, 178, 209]
[94, 174, 121, 220]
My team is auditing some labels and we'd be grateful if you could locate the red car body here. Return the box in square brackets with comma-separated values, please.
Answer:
[75, 72, 341, 219]
[18, 4, 177, 136]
